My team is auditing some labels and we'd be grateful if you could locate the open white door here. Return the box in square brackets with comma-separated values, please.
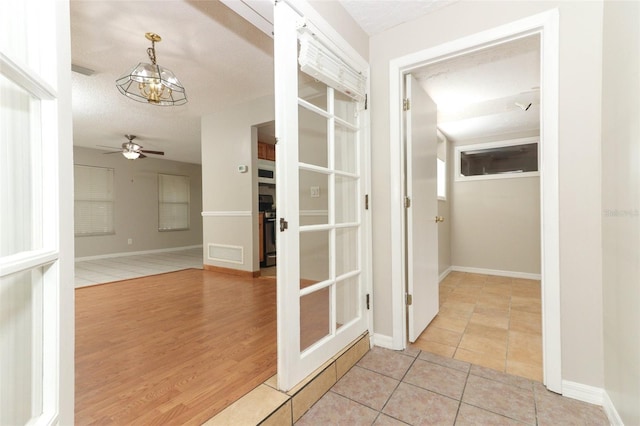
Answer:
[405, 74, 439, 342]
[274, 1, 371, 391]
[0, 1, 74, 424]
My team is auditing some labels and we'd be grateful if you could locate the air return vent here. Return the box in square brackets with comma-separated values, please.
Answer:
[208, 244, 243, 264]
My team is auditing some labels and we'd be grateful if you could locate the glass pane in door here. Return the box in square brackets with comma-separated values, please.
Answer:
[298, 70, 327, 110]
[300, 288, 331, 351]
[298, 106, 328, 168]
[0, 74, 43, 257]
[335, 176, 358, 224]
[300, 230, 330, 287]
[335, 124, 357, 174]
[334, 91, 357, 125]
[335, 227, 359, 277]
[299, 169, 329, 226]
[335, 276, 359, 331]
[0, 268, 44, 425]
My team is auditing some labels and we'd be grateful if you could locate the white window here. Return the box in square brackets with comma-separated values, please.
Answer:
[455, 137, 539, 181]
[74, 165, 115, 236]
[158, 174, 190, 231]
[437, 132, 447, 200]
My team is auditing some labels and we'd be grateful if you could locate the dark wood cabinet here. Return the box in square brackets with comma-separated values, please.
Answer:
[258, 141, 275, 161]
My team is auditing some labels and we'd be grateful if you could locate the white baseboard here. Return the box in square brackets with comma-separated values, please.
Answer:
[371, 333, 394, 349]
[439, 267, 452, 282]
[451, 265, 541, 280]
[602, 390, 624, 426]
[562, 380, 604, 405]
[75, 245, 202, 262]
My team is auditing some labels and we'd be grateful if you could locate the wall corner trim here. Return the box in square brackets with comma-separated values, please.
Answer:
[602, 390, 624, 426]
[451, 265, 541, 280]
[371, 333, 395, 350]
[439, 267, 452, 283]
[201, 210, 252, 217]
[75, 245, 202, 262]
[561, 380, 604, 405]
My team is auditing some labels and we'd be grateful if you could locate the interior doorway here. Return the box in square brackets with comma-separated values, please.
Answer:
[255, 121, 277, 277]
[404, 34, 543, 381]
[390, 11, 561, 392]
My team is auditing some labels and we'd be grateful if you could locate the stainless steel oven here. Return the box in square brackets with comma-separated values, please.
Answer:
[263, 212, 277, 267]
[259, 194, 276, 267]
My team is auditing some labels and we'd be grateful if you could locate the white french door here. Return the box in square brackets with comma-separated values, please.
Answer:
[274, 1, 371, 391]
[1, 1, 73, 424]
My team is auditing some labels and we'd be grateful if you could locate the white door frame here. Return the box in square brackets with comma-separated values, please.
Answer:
[388, 10, 562, 392]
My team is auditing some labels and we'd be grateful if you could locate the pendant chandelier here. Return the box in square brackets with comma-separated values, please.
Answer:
[116, 32, 187, 106]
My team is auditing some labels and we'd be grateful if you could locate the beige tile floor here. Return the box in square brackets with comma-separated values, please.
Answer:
[297, 347, 609, 425]
[411, 271, 543, 382]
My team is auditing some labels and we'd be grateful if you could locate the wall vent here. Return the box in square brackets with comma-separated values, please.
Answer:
[207, 243, 243, 264]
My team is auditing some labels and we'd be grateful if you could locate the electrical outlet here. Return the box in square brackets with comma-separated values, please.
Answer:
[127, 238, 133, 245]
[310, 186, 320, 198]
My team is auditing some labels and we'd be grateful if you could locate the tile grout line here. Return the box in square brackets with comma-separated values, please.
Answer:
[373, 349, 421, 424]
[451, 359, 472, 425]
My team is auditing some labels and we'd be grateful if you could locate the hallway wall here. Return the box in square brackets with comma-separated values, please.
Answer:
[601, 1, 640, 424]
[368, 1, 604, 389]
[201, 95, 274, 273]
[450, 134, 541, 276]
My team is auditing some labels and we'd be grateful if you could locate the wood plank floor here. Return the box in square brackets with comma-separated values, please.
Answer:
[75, 269, 277, 425]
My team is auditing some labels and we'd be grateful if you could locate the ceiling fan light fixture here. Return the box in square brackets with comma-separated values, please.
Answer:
[116, 33, 187, 106]
[122, 150, 141, 160]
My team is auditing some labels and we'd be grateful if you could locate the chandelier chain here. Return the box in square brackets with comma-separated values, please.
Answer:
[147, 42, 157, 65]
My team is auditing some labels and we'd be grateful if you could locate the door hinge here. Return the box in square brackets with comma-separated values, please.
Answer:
[364, 94, 368, 110]
[406, 293, 413, 306]
[274, 137, 279, 145]
[366, 293, 370, 310]
[403, 98, 410, 111]
[279, 218, 288, 232]
[404, 196, 411, 208]
[365, 194, 369, 210]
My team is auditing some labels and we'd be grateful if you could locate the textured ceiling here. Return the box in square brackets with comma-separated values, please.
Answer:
[339, 0, 457, 35]
[414, 35, 541, 142]
[70, 0, 273, 164]
[71, 0, 539, 164]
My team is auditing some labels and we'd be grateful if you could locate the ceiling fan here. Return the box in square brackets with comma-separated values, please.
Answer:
[99, 135, 165, 160]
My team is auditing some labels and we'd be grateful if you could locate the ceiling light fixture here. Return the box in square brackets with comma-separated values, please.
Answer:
[122, 148, 141, 160]
[116, 32, 187, 106]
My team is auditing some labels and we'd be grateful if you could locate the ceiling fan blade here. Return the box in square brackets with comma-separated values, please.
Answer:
[103, 151, 123, 154]
[138, 153, 147, 159]
[96, 145, 120, 150]
[140, 150, 164, 155]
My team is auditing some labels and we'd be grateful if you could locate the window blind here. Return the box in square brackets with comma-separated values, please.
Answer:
[298, 31, 366, 102]
[158, 174, 190, 231]
[74, 165, 115, 236]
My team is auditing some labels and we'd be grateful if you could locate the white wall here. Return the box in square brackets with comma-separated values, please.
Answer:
[438, 198, 451, 276]
[601, 1, 640, 424]
[201, 95, 274, 273]
[307, 0, 369, 61]
[73, 147, 203, 258]
[450, 135, 541, 276]
[369, 1, 604, 388]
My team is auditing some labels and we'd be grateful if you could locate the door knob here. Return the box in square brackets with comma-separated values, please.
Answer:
[435, 216, 445, 223]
